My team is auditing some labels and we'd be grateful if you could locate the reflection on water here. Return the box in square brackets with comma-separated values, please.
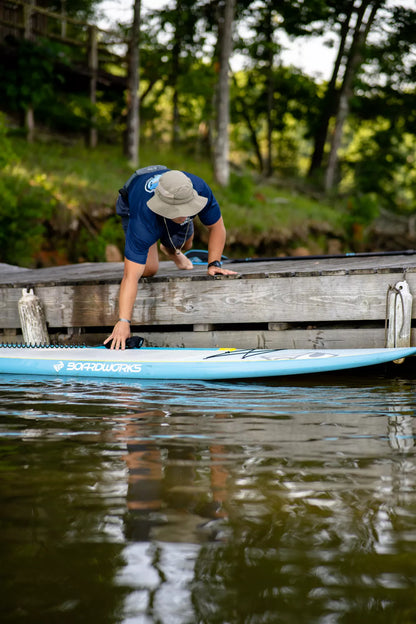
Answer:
[1, 373, 416, 623]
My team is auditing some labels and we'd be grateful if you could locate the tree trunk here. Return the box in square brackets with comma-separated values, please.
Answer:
[25, 106, 35, 144]
[214, 0, 235, 187]
[307, 4, 354, 178]
[231, 73, 264, 171]
[88, 25, 98, 148]
[171, 0, 181, 145]
[265, 5, 274, 177]
[24, 0, 35, 142]
[236, 99, 264, 172]
[60, 0, 67, 38]
[325, 0, 381, 191]
[125, 0, 141, 167]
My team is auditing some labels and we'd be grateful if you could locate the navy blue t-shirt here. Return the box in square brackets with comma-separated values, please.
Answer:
[124, 170, 221, 264]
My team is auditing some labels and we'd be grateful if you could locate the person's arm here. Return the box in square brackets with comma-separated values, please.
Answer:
[104, 258, 145, 349]
[206, 217, 237, 276]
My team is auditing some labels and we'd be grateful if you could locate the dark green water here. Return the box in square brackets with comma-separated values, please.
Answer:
[1, 372, 416, 624]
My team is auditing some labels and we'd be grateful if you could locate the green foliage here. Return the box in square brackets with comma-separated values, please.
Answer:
[0, 114, 14, 169]
[223, 172, 256, 208]
[342, 119, 415, 214]
[0, 118, 56, 266]
[341, 193, 380, 248]
[354, 131, 406, 201]
[0, 0, 415, 262]
[37, 1, 101, 20]
[344, 193, 379, 226]
[37, 93, 120, 139]
[0, 33, 121, 138]
[231, 66, 319, 173]
[0, 180, 56, 267]
[0, 38, 63, 113]
[77, 217, 125, 263]
[2, 135, 347, 265]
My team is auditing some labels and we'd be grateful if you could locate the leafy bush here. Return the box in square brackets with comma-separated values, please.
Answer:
[223, 172, 256, 207]
[342, 193, 380, 247]
[73, 216, 125, 262]
[0, 176, 56, 267]
[1, 38, 59, 114]
[0, 115, 56, 266]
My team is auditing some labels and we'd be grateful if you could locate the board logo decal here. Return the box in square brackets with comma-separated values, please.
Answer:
[66, 362, 142, 373]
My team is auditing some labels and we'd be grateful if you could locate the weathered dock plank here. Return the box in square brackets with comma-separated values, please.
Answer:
[1, 253, 416, 348]
[0, 269, 411, 326]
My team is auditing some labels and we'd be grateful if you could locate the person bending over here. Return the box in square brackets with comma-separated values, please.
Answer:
[104, 168, 236, 350]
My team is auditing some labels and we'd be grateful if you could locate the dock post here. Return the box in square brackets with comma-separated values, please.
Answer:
[18, 288, 50, 345]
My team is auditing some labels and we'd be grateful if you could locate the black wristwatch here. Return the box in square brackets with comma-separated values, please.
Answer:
[208, 260, 222, 268]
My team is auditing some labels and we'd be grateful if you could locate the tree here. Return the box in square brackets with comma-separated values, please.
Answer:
[235, 1, 282, 176]
[157, 0, 204, 144]
[324, 0, 382, 191]
[213, 0, 236, 187]
[231, 65, 318, 174]
[341, 3, 416, 209]
[232, 0, 321, 176]
[307, 1, 355, 179]
[125, 0, 141, 166]
[0, 38, 60, 141]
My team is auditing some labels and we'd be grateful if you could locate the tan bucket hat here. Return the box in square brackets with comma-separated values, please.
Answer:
[147, 170, 208, 218]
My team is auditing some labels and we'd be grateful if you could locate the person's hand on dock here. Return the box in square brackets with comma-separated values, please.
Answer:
[207, 262, 237, 277]
[104, 319, 131, 350]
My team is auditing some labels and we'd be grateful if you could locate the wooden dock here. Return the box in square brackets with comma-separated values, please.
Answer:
[2, 252, 416, 349]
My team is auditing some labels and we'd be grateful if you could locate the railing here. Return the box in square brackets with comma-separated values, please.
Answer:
[0, 0, 128, 145]
[0, 0, 125, 49]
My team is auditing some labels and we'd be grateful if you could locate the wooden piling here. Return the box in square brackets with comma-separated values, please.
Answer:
[17, 288, 50, 345]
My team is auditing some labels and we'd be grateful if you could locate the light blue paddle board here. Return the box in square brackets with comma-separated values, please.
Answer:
[0, 345, 415, 380]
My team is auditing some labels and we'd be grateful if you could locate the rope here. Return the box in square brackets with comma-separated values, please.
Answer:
[0, 343, 85, 349]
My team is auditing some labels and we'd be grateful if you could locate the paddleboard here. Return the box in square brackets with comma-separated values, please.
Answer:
[0, 345, 415, 380]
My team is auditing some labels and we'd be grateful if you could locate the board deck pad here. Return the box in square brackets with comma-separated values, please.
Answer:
[0, 345, 415, 380]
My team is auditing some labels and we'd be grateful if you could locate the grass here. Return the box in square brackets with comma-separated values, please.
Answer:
[7, 135, 348, 264]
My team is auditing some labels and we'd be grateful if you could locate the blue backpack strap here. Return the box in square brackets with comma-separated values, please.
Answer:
[116, 165, 168, 230]
[119, 165, 168, 205]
